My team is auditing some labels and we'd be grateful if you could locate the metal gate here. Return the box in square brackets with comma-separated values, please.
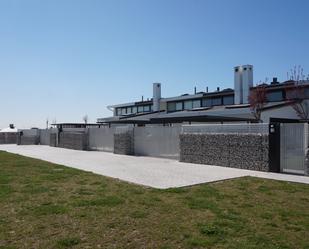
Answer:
[280, 123, 308, 175]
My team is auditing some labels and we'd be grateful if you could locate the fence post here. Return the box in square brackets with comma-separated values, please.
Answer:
[268, 123, 281, 173]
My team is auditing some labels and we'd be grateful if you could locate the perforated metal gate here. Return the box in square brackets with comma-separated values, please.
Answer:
[280, 123, 308, 175]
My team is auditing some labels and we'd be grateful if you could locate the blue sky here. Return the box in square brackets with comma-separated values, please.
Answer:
[0, 0, 308, 128]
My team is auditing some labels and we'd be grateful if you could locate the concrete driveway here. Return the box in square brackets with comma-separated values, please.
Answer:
[0, 145, 308, 189]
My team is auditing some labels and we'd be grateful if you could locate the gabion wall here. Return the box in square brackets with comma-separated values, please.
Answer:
[180, 133, 269, 171]
[0, 133, 17, 144]
[17, 135, 40, 145]
[114, 132, 134, 155]
[58, 132, 87, 150]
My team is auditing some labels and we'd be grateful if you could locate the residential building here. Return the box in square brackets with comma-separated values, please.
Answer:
[97, 65, 309, 125]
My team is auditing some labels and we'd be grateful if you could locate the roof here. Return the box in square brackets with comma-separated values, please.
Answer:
[99, 106, 256, 124]
[98, 111, 163, 124]
[0, 127, 18, 133]
[51, 123, 104, 128]
[150, 106, 256, 123]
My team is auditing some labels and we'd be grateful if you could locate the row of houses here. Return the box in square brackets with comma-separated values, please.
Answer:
[1, 65, 308, 176]
[94, 65, 309, 126]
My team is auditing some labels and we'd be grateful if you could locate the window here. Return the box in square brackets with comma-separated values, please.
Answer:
[150, 104, 153, 111]
[193, 99, 201, 108]
[143, 105, 150, 112]
[126, 107, 132, 114]
[223, 96, 234, 105]
[184, 100, 193, 110]
[202, 98, 212, 107]
[267, 91, 283, 102]
[137, 106, 143, 113]
[116, 108, 121, 116]
[167, 102, 176, 112]
[121, 108, 127, 115]
[212, 97, 222, 106]
[132, 106, 137, 114]
[176, 102, 183, 111]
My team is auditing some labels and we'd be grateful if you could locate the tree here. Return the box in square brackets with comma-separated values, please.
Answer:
[82, 115, 88, 124]
[285, 66, 309, 121]
[248, 84, 267, 122]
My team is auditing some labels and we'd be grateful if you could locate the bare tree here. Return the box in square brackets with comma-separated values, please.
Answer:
[248, 84, 267, 122]
[82, 115, 88, 124]
[285, 66, 309, 121]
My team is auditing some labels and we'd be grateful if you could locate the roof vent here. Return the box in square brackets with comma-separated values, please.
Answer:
[271, 77, 279, 84]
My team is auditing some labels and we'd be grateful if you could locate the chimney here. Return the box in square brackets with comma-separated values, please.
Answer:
[153, 83, 161, 112]
[234, 65, 253, 104]
[271, 77, 279, 84]
[242, 65, 253, 104]
[234, 66, 243, 104]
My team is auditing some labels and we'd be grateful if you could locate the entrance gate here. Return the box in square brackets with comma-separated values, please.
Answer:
[280, 123, 308, 175]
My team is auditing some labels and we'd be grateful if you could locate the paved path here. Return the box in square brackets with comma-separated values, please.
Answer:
[0, 145, 308, 188]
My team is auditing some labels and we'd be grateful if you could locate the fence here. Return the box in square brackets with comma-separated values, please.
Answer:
[88, 127, 115, 152]
[17, 129, 40, 145]
[280, 123, 308, 175]
[134, 126, 181, 159]
[58, 132, 87, 150]
[39, 129, 51, 145]
[0, 132, 17, 144]
[180, 123, 270, 171]
[182, 123, 269, 134]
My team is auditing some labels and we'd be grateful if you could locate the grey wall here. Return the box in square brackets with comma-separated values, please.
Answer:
[39, 128, 58, 145]
[88, 127, 115, 152]
[134, 126, 181, 159]
[39, 129, 50, 145]
[114, 131, 134, 155]
[0, 133, 17, 144]
[58, 132, 87, 150]
[180, 133, 269, 171]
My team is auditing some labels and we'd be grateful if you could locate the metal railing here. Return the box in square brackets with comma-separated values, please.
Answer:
[181, 123, 269, 134]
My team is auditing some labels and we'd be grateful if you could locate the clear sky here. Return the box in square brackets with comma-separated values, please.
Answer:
[0, 0, 308, 128]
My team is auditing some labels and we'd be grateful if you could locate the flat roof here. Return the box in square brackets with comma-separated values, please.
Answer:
[51, 123, 104, 128]
[100, 106, 256, 124]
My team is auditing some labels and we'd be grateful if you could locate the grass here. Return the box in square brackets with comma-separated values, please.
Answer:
[0, 151, 308, 249]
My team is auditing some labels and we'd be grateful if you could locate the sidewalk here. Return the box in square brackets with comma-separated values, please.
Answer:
[0, 144, 308, 188]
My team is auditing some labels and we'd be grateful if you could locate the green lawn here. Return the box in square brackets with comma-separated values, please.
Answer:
[0, 151, 309, 249]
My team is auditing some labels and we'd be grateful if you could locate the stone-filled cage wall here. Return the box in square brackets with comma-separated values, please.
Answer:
[179, 124, 270, 171]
